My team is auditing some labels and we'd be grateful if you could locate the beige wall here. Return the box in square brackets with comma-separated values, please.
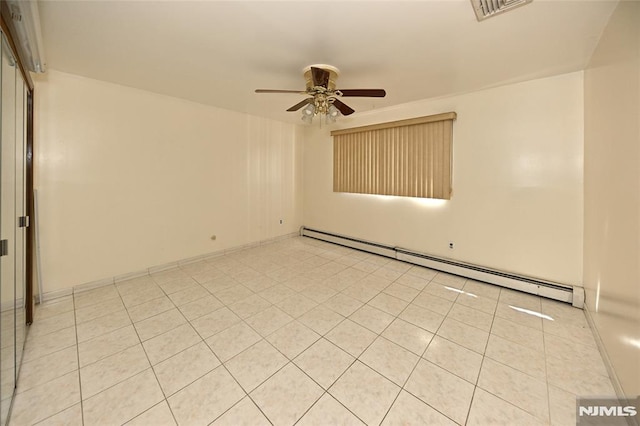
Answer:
[583, 0, 640, 397]
[34, 70, 303, 293]
[304, 72, 584, 285]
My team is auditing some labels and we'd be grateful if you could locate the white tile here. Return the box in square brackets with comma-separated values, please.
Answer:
[125, 401, 176, 426]
[228, 294, 272, 319]
[134, 308, 186, 341]
[22, 327, 77, 363]
[367, 293, 409, 316]
[499, 289, 542, 312]
[211, 397, 271, 426]
[294, 338, 355, 390]
[275, 293, 318, 318]
[543, 319, 597, 347]
[456, 292, 498, 315]
[77, 325, 139, 368]
[214, 284, 254, 305]
[122, 286, 166, 308]
[190, 307, 241, 339]
[35, 403, 83, 426]
[74, 286, 119, 309]
[544, 333, 607, 376]
[258, 284, 298, 304]
[34, 298, 74, 321]
[431, 272, 466, 289]
[360, 337, 420, 386]
[224, 340, 288, 392]
[142, 323, 202, 365]
[549, 385, 576, 426]
[382, 390, 457, 426]
[399, 303, 444, 333]
[74, 298, 124, 325]
[251, 363, 324, 426]
[423, 282, 459, 301]
[301, 284, 338, 303]
[153, 342, 221, 397]
[490, 316, 544, 352]
[329, 361, 400, 426]
[206, 322, 262, 362]
[437, 317, 489, 354]
[349, 305, 395, 334]
[323, 293, 363, 317]
[406, 266, 438, 281]
[405, 360, 475, 425]
[127, 296, 174, 323]
[80, 344, 150, 399]
[545, 354, 615, 396]
[381, 318, 433, 355]
[495, 302, 543, 330]
[297, 393, 365, 426]
[325, 319, 377, 357]
[383, 283, 420, 302]
[467, 388, 544, 426]
[462, 279, 501, 300]
[298, 305, 345, 335]
[168, 367, 245, 426]
[267, 321, 320, 359]
[17, 346, 78, 394]
[10, 371, 81, 425]
[76, 310, 131, 343]
[447, 303, 494, 331]
[423, 336, 483, 384]
[167, 285, 210, 307]
[245, 306, 294, 337]
[178, 294, 224, 320]
[395, 273, 431, 291]
[82, 369, 164, 426]
[411, 292, 454, 316]
[477, 358, 549, 421]
[485, 334, 546, 379]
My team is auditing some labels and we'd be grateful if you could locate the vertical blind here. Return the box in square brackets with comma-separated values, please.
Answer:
[331, 112, 456, 199]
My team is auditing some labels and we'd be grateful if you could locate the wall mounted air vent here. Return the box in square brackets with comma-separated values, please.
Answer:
[471, 0, 533, 21]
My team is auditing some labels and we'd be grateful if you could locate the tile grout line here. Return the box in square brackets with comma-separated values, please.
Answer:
[71, 292, 86, 426]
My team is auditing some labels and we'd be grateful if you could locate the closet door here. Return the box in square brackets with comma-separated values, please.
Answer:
[0, 33, 17, 426]
[14, 73, 26, 385]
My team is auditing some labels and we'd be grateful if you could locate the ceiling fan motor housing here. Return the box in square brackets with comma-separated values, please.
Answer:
[304, 64, 340, 91]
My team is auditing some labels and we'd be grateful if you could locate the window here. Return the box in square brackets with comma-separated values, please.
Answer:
[331, 112, 456, 199]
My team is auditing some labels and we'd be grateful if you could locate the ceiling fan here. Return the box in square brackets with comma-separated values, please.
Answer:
[255, 64, 386, 122]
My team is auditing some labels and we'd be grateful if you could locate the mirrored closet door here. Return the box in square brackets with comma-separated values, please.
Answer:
[0, 29, 28, 426]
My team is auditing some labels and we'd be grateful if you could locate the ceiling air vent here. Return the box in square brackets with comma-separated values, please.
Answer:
[471, 0, 533, 21]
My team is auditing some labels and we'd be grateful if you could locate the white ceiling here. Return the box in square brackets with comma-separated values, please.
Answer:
[38, 0, 617, 124]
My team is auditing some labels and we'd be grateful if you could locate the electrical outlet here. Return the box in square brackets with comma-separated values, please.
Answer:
[449, 241, 455, 250]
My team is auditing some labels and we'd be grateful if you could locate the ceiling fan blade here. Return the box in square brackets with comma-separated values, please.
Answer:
[338, 89, 387, 98]
[332, 99, 355, 116]
[255, 89, 308, 94]
[287, 98, 314, 112]
[311, 67, 330, 88]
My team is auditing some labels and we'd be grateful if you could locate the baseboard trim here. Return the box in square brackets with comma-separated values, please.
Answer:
[583, 305, 627, 400]
[36, 232, 299, 303]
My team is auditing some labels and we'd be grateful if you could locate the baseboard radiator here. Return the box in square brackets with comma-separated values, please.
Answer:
[300, 227, 584, 308]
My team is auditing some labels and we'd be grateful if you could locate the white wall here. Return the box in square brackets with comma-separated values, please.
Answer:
[304, 72, 584, 285]
[583, 0, 640, 397]
[34, 70, 303, 293]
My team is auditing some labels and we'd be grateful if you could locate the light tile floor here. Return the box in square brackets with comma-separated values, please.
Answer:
[9, 237, 615, 425]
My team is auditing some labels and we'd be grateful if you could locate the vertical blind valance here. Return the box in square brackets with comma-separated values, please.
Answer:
[331, 112, 456, 199]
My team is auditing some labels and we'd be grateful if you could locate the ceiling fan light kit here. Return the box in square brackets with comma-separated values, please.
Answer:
[255, 64, 386, 124]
